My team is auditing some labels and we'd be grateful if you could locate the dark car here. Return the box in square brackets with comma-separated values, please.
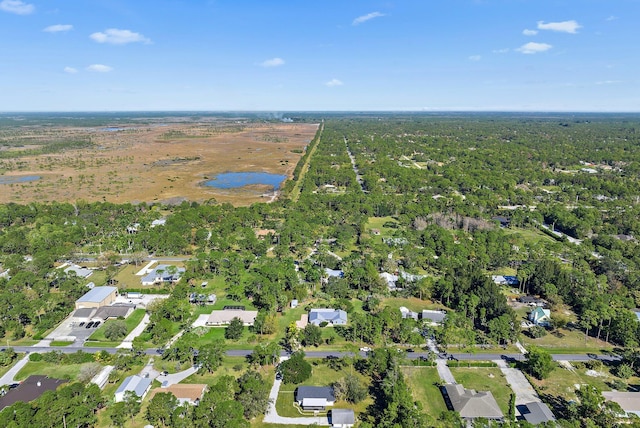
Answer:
[85, 321, 94, 329]
[93, 321, 101, 328]
[78, 322, 85, 327]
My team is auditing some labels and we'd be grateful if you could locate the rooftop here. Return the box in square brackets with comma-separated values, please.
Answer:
[115, 375, 152, 399]
[296, 386, 335, 402]
[520, 401, 556, 424]
[331, 408, 356, 425]
[76, 286, 117, 303]
[442, 384, 503, 420]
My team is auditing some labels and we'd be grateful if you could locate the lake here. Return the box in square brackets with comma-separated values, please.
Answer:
[0, 175, 40, 184]
[204, 172, 287, 190]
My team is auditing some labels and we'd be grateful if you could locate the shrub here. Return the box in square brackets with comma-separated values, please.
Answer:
[29, 353, 42, 362]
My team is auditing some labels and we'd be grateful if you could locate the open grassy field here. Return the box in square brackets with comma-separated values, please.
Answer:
[520, 327, 614, 354]
[87, 309, 146, 342]
[0, 121, 319, 206]
[402, 366, 449, 416]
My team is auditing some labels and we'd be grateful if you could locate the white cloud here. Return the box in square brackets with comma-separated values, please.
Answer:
[606, 16, 618, 22]
[493, 48, 509, 54]
[516, 42, 552, 54]
[522, 29, 538, 36]
[260, 57, 285, 68]
[325, 79, 343, 87]
[64, 67, 78, 74]
[468, 55, 481, 61]
[595, 80, 621, 85]
[353, 11, 384, 26]
[0, 0, 34, 15]
[90, 28, 151, 45]
[86, 64, 113, 73]
[43, 24, 73, 33]
[537, 20, 582, 34]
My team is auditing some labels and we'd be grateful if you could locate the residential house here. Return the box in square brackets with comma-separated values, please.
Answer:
[529, 307, 552, 327]
[75, 286, 118, 309]
[519, 296, 546, 307]
[0, 376, 67, 411]
[330, 409, 356, 427]
[603, 391, 640, 418]
[141, 265, 185, 286]
[93, 304, 135, 321]
[441, 384, 504, 421]
[399, 306, 419, 321]
[206, 309, 258, 326]
[518, 401, 556, 425]
[422, 310, 447, 325]
[492, 275, 520, 286]
[308, 309, 347, 326]
[150, 384, 208, 406]
[90, 365, 115, 390]
[63, 264, 93, 279]
[114, 375, 152, 402]
[295, 386, 335, 410]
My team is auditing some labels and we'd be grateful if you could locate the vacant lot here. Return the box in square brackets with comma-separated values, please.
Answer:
[0, 121, 319, 205]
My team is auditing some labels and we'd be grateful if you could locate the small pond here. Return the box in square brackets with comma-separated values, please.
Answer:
[204, 172, 287, 190]
[0, 175, 40, 184]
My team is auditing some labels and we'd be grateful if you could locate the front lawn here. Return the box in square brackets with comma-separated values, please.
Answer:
[402, 367, 448, 415]
[520, 327, 613, 354]
[15, 361, 87, 381]
[87, 309, 146, 342]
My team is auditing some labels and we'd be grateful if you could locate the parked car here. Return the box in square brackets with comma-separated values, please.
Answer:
[93, 321, 101, 328]
[78, 322, 85, 327]
[359, 347, 372, 352]
[85, 321, 94, 329]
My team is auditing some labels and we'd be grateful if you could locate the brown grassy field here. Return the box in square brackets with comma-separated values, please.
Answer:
[0, 120, 319, 205]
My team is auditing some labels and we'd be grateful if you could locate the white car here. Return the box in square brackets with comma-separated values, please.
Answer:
[359, 347, 372, 352]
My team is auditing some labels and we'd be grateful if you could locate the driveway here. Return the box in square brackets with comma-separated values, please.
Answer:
[117, 313, 150, 349]
[0, 354, 30, 387]
[494, 360, 540, 405]
[435, 359, 457, 384]
[156, 366, 198, 386]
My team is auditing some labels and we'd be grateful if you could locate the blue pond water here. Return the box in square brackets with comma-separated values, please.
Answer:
[0, 175, 40, 184]
[204, 172, 287, 190]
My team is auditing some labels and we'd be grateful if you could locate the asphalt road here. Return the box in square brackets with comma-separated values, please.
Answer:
[6, 346, 621, 363]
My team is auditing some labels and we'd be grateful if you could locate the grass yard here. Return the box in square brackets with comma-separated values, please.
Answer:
[381, 296, 444, 313]
[448, 368, 512, 415]
[50, 341, 74, 347]
[502, 227, 556, 244]
[402, 367, 448, 416]
[528, 362, 625, 404]
[520, 327, 613, 354]
[88, 309, 146, 342]
[15, 361, 87, 381]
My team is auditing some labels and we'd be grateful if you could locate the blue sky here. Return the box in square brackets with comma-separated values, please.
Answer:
[0, 0, 638, 111]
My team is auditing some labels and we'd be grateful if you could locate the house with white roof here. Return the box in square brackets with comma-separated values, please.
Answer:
[309, 309, 347, 326]
[75, 286, 118, 309]
[141, 264, 185, 286]
[114, 375, 152, 402]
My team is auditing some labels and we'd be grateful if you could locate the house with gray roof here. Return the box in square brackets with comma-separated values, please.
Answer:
[441, 384, 503, 421]
[295, 386, 335, 410]
[330, 408, 355, 427]
[308, 308, 347, 326]
[75, 286, 118, 309]
[64, 264, 93, 279]
[603, 391, 640, 417]
[422, 309, 447, 325]
[114, 375, 152, 402]
[519, 401, 556, 425]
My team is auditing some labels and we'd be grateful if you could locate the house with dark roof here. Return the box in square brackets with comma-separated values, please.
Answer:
[308, 309, 347, 326]
[94, 304, 135, 321]
[0, 376, 67, 411]
[75, 286, 118, 309]
[518, 401, 556, 425]
[330, 408, 355, 427]
[295, 386, 335, 410]
[114, 375, 152, 402]
[441, 384, 504, 421]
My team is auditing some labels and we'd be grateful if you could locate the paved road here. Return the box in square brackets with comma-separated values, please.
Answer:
[4, 346, 621, 364]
